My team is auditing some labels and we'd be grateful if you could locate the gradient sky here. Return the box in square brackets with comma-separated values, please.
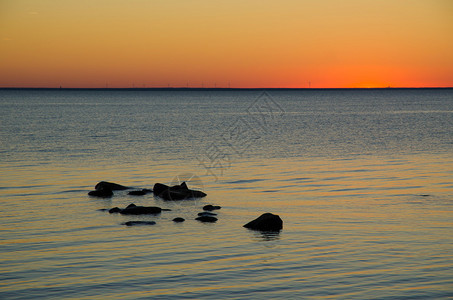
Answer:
[1, 0, 452, 88]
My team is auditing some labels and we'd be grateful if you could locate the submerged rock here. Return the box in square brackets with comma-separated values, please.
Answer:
[128, 189, 152, 196]
[123, 221, 156, 226]
[153, 182, 207, 200]
[95, 181, 130, 191]
[172, 217, 185, 223]
[195, 216, 218, 223]
[243, 213, 283, 231]
[203, 205, 221, 211]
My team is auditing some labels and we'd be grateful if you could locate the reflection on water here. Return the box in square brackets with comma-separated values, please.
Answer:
[0, 89, 452, 299]
[249, 230, 281, 242]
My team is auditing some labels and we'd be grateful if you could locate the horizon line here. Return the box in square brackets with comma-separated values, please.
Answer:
[1, 86, 452, 91]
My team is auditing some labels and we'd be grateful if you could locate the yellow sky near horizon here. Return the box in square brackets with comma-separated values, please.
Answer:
[1, 0, 452, 88]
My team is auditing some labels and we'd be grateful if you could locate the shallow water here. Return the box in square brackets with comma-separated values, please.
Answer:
[1, 89, 452, 299]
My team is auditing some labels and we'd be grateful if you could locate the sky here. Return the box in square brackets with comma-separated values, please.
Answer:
[1, 0, 452, 88]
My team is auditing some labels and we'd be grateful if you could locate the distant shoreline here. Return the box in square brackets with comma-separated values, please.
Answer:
[1, 87, 452, 91]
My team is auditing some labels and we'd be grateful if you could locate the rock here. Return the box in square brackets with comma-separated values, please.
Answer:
[153, 182, 207, 200]
[120, 205, 162, 215]
[123, 221, 156, 226]
[109, 207, 121, 213]
[152, 183, 169, 195]
[88, 188, 113, 197]
[173, 217, 185, 222]
[203, 205, 221, 211]
[128, 189, 151, 196]
[108, 203, 163, 215]
[158, 188, 188, 200]
[198, 212, 217, 217]
[243, 213, 283, 231]
[95, 181, 130, 191]
[195, 216, 218, 223]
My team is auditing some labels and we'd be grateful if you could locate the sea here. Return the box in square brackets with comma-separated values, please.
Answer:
[1, 88, 452, 299]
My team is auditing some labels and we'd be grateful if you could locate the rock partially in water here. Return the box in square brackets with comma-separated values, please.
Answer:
[153, 182, 207, 200]
[123, 221, 156, 226]
[95, 181, 130, 191]
[108, 203, 163, 215]
[203, 205, 221, 211]
[121, 204, 162, 215]
[88, 188, 113, 198]
[172, 217, 185, 223]
[198, 211, 217, 217]
[109, 207, 122, 213]
[195, 216, 218, 223]
[243, 213, 283, 231]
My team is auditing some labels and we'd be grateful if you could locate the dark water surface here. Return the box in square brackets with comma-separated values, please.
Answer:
[1, 89, 452, 299]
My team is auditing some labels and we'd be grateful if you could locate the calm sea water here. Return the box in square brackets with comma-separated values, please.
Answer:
[1, 89, 452, 299]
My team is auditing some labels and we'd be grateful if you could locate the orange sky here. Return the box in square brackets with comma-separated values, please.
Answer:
[1, 0, 452, 88]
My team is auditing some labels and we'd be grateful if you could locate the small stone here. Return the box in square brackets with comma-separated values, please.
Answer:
[173, 217, 185, 222]
[198, 212, 217, 217]
[203, 205, 221, 211]
[123, 221, 156, 226]
[120, 205, 162, 215]
[195, 216, 218, 223]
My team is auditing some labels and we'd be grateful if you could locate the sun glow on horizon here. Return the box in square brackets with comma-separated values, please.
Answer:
[1, 0, 452, 88]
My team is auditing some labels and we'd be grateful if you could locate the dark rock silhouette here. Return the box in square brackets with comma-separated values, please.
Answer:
[123, 221, 156, 226]
[128, 189, 152, 196]
[95, 181, 130, 191]
[173, 217, 185, 222]
[88, 188, 113, 198]
[153, 182, 207, 200]
[109, 207, 122, 213]
[203, 205, 221, 211]
[109, 203, 163, 215]
[198, 212, 217, 217]
[243, 213, 283, 231]
[195, 216, 218, 222]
